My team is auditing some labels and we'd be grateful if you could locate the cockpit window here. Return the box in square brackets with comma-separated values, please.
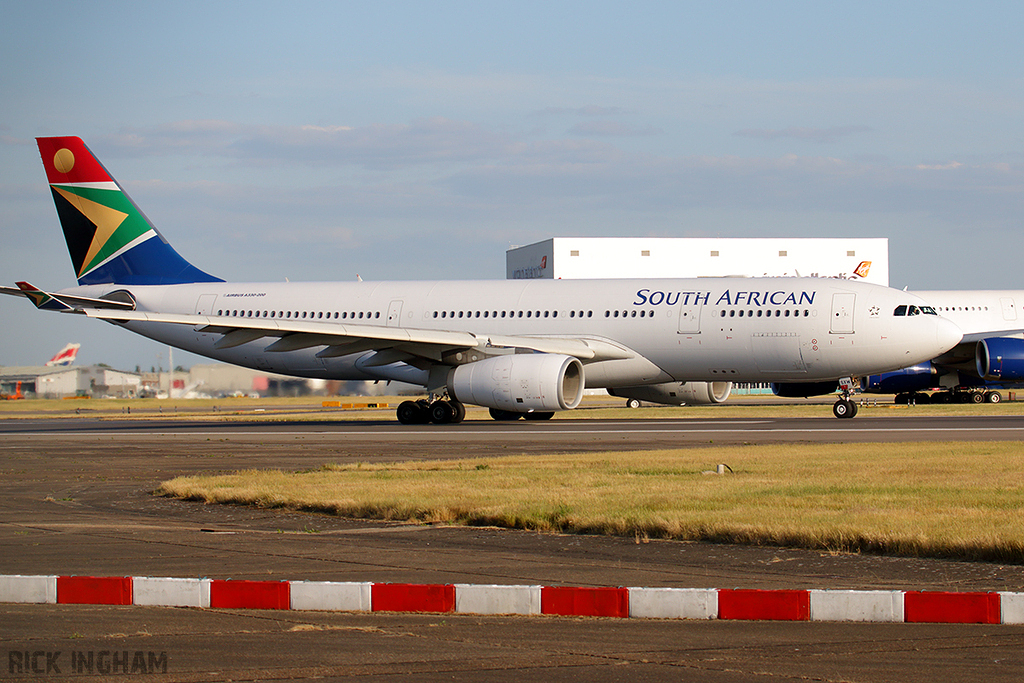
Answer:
[920, 306, 937, 315]
[894, 305, 907, 316]
[908, 305, 921, 316]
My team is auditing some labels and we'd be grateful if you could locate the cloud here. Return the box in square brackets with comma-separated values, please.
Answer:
[99, 119, 516, 170]
[82, 117, 1024, 245]
[915, 161, 963, 170]
[568, 121, 663, 137]
[532, 106, 635, 117]
[734, 125, 872, 144]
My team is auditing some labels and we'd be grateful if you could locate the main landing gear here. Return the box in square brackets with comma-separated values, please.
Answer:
[396, 398, 466, 425]
[832, 376, 859, 419]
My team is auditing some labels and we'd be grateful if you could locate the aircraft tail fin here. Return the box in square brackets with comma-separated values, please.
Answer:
[36, 136, 222, 285]
[46, 342, 81, 367]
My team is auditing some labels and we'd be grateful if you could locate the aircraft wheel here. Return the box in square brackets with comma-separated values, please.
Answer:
[397, 400, 422, 425]
[489, 408, 522, 421]
[450, 401, 466, 423]
[986, 391, 1002, 404]
[894, 393, 908, 405]
[832, 399, 856, 419]
[625, 398, 641, 409]
[430, 400, 457, 424]
[524, 411, 555, 421]
[970, 392, 985, 404]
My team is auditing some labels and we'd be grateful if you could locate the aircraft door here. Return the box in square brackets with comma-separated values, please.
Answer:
[677, 297, 703, 334]
[194, 294, 217, 316]
[386, 300, 403, 327]
[193, 294, 217, 332]
[830, 293, 855, 334]
[1001, 297, 1017, 321]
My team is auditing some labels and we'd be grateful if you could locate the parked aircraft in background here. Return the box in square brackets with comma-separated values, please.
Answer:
[859, 291, 1024, 404]
[0, 136, 962, 421]
[44, 342, 80, 367]
[156, 380, 207, 400]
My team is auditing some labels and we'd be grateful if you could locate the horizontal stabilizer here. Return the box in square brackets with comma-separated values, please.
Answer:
[3, 281, 135, 311]
[14, 282, 73, 311]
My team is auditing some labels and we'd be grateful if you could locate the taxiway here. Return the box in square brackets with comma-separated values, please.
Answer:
[2, 415, 1023, 680]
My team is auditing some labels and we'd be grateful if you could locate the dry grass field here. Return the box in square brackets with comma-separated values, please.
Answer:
[159, 441, 1024, 562]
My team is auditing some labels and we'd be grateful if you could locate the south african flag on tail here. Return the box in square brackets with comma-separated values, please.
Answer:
[36, 136, 222, 285]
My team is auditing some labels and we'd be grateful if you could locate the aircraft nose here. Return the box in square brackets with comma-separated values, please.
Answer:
[934, 317, 963, 354]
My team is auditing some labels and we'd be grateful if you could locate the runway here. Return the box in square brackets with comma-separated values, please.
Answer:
[5, 413, 1024, 451]
[2, 415, 1023, 680]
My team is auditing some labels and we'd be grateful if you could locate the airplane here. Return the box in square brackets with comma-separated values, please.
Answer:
[0, 136, 962, 422]
[45, 342, 80, 367]
[156, 379, 206, 400]
[859, 290, 1024, 404]
[617, 289, 1024, 408]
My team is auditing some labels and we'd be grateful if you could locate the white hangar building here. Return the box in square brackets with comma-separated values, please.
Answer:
[506, 238, 889, 286]
[0, 365, 141, 399]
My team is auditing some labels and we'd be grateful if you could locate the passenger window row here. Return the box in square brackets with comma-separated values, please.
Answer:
[719, 309, 810, 318]
[431, 310, 595, 319]
[216, 309, 381, 320]
[604, 310, 657, 318]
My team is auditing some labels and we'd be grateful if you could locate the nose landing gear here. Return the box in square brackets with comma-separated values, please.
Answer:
[832, 376, 859, 419]
[832, 399, 858, 419]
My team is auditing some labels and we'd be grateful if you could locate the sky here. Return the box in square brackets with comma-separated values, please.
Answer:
[1, 1, 1022, 369]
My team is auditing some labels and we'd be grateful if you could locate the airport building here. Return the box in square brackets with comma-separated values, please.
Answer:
[506, 238, 888, 285]
[1, 365, 142, 399]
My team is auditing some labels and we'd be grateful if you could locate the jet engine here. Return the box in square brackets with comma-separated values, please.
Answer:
[861, 363, 938, 394]
[449, 353, 585, 413]
[976, 337, 1024, 380]
[608, 381, 731, 406]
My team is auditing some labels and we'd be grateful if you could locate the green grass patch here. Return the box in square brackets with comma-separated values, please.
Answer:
[158, 441, 1024, 562]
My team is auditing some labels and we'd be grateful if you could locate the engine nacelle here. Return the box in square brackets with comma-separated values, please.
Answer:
[609, 381, 731, 406]
[771, 380, 839, 398]
[449, 353, 585, 412]
[976, 337, 1024, 380]
[861, 363, 938, 394]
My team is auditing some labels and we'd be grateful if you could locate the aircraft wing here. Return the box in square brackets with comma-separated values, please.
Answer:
[76, 308, 632, 363]
[9, 281, 636, 364]
[931, 328, 1024, 370]
[960, 329, 1024, 344]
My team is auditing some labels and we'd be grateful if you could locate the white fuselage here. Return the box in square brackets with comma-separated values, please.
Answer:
[65, 276, 961, 388]
[914, 291, 1024, 339]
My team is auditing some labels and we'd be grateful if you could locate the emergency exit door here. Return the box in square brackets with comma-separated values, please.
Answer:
[830, 293, 855, 334]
